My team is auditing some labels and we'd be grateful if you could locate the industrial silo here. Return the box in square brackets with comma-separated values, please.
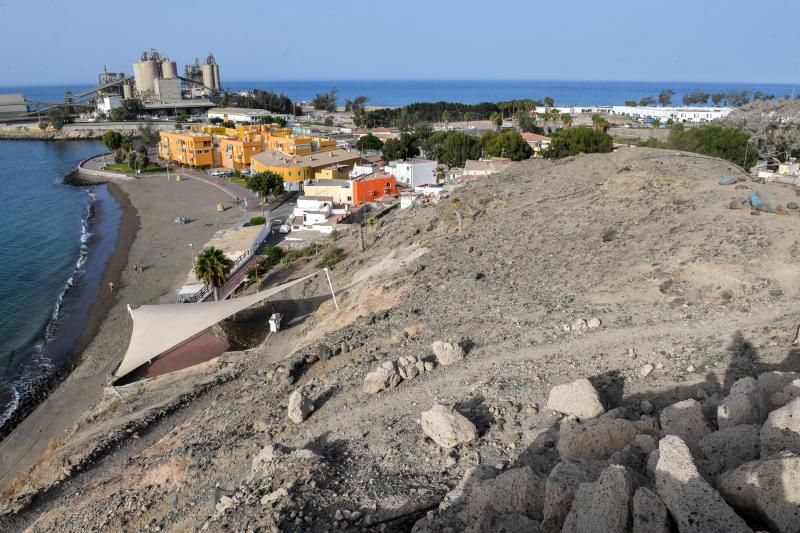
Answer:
[212, 63, 221, 91]
[161, 59, 177, 79]
[122, 83, 133, 99]
[202, 63, 215, 92]
[133, 51, 160, 97]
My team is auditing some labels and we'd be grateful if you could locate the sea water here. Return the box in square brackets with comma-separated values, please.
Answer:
[0, 140, 119, 432]
[4, 80, 797, 108]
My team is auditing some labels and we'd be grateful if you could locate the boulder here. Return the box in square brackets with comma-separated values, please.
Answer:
[757, 371, 800, 408]
[363, 366, 395, 394]
[465, 513, 542, 533]
[770, 379, 800, 409]
[421, 403, 478, 448]
[717, 376, 766, 430]
[718, 453, 800, 533]
[654, 435, 750, 533]
[287, 390, 314, 424]
[317, 343, 333, 360]
[761, 397, 800, 457]
[660, 398, 711, 452]
[431, 341, 465, 366]
[632, 487, 670, 533]
[252, 444, 286, 473]
[546, 378, 605, 420]
[541, 459, 605, 533]
[562, 465, 632, 533]
[467, 466, 545, 521]
[699, 425, 761, 480]
[557, 418, 639, 460]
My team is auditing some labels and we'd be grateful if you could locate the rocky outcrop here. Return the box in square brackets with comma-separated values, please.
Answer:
[466, 466, 545, 521]
[287, 390, 314, 424]
[557, 417, 639, 460]
[431, 341, 464, 366]
[632, 487, 670, 533]
[659, 399, 711, 452]
[761, 397, 800, 457]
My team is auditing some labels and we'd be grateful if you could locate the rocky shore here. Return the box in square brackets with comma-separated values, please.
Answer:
[0, 122, 172, 141]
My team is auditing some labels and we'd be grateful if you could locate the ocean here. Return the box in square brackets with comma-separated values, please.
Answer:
[0, 140, 119, 433]
[2, 80, 797, 108]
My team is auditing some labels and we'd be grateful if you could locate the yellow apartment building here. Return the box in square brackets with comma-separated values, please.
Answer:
[159, 131, 214, 167]
[251, 149, 363, 190]
[218, 138, 263, 170]
[266, 134, 313, 156]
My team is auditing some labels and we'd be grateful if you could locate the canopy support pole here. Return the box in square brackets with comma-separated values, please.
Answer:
[324, 268, 340, 311]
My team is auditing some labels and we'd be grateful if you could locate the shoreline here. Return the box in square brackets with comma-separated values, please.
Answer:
[0, 167, 243, 491]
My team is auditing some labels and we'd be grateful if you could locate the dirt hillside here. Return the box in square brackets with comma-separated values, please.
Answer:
[2, 147, 800, 532]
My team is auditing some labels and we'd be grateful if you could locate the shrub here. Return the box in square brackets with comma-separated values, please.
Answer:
[248, 216, 266, 226]
[542, 128, 613, 159]
[317, 246, 345, 269]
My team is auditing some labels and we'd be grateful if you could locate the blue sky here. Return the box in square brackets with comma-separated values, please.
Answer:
[1, 0, 798, 85]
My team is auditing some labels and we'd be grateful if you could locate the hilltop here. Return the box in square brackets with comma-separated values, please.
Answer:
[2, 147, 800, 531]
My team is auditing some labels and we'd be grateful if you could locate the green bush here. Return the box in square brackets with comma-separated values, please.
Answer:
[317, 246, 345, 269]
[542, 128, 614, 159]
[245, 245, 285, 285]
[666, 123, 757, 168]
[248, 216, 266, 226]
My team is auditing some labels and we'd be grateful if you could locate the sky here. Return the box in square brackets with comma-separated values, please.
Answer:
[1, 0, 798, 85]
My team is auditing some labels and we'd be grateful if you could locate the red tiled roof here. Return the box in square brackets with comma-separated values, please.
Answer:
[522, 132, 551, 142]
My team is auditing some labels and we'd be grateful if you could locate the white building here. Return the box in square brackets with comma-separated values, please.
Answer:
[463, 159, 513, 177]
[290, 196, 343, 234]
[208, 107, 277, 124]
[609, 105, 733, 123]
[97, 96, 123, 115]
[385, 159, 437, 187]
[350, 162, 381, 179]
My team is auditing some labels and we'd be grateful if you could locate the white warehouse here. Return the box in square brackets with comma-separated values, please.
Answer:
[609, 105, 733, 123]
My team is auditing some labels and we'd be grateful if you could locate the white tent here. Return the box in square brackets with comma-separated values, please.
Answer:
[113, 270, 336, 382]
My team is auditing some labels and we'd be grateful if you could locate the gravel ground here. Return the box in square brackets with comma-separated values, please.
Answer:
[3, 147, 800, 531]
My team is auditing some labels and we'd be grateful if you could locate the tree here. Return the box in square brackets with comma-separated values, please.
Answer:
[382, 133, 419, 162]
[434, 166, 446, 183]
[127, 150, 139, 169]
[102, 130, 123, 151]
[246, 171, 284, 198]
[651, 118, 661, 129]
[324, 116, 334, 127]
[624, 100, 638, 107]
[481, 130, 533, 161]
[47, 107, 67, 130]
[356, 133, 384, 152]
[209, 117, 224, 125]
[413, 121, 434, 141]
[136, 147, 150, 170]
[194, 246, 233, 301]
[312, 87, 338, 112]
[639, 96, 657, 107]
[543, 96, 555, 107]
[112, 148, 127, 164]
[726, 90, 751, 107]
[345, 95, 369, 113]
[560, 113, 573, 129]
[176, 112, 189, 123]
[658, 89, 675, 107]
[542, 128, 613, 159]
[137, 122, 159, 147]
[667, 123, 757, 169]
[711, 92, 726, 106]
[441, 110, 450, 130]
[490, 112, 503, 131]
[682, 90, 709, 106]
[591, 114, 610, 132]
[463, 112, 473, 127]
[516, 110, 542, 134]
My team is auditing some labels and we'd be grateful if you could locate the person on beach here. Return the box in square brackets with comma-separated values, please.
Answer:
[108, 281, 114, 293]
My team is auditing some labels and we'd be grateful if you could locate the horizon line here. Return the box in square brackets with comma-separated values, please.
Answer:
[1, 78, 799, 89]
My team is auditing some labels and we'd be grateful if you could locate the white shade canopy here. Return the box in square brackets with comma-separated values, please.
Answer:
[113, 271, 323, 381]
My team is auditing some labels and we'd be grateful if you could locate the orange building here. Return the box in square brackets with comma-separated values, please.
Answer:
[158, 131, 214, 167]
[352, 173, 397, 205]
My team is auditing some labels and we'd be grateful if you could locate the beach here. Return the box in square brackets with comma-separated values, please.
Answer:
[0, 172, 243, 490]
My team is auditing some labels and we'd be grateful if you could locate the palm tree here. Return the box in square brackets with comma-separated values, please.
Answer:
[195, 246, 233, 301]
[464, 112, 473, 128]
[441, 110, 450, 131]
[592, 114, 610, 133]
[434, 165, 446, 183]
[490, 112, 503, 131]
[560, 113, 573, 129]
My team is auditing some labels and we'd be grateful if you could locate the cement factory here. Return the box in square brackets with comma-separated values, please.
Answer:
[0, 49, 223, 122]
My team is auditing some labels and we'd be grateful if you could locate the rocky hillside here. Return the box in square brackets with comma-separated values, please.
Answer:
[2, 147, 800, 532]
[719, 98, 800, 154]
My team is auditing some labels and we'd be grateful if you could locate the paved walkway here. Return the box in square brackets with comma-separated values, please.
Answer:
[176, 168, 263, 212]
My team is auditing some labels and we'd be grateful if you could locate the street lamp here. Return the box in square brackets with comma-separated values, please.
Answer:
[189, 243, 194, 271]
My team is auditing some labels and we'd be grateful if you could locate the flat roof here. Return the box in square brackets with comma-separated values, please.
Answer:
[252, 149, 361, 169]
[207, 225, 264, 254]
[143, 100, 215, 109]
[209, 107, 273, 115]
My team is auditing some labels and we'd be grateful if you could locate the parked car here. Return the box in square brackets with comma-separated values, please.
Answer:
[279, 224, 291, 234]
